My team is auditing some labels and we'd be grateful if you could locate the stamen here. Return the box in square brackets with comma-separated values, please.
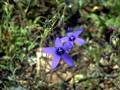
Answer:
[56, 47, 65, 55]
[69, 35, 76, 41]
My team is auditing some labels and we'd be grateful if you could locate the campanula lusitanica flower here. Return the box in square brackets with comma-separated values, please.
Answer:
[61, 28, 86, 46]
[43, 38, 74, 69]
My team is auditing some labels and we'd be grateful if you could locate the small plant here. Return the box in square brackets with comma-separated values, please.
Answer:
[43, 28, 86, 69]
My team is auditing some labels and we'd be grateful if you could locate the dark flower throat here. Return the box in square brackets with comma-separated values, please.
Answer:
[56, 47, 65, 55]
[69, 35, 76, 41]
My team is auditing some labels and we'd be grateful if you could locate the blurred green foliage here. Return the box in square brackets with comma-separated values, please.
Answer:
[0, 0, 120, 90]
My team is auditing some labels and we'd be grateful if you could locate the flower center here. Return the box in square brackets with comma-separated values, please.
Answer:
[69, 35, 76, 41]
[56, 47, 65, 55]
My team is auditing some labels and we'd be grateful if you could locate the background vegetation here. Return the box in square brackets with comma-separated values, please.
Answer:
[0, 0, 120, 90]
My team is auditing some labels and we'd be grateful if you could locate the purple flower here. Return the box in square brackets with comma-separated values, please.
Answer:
[43, 38, 75, 69]
[61, 28, 86, 46]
